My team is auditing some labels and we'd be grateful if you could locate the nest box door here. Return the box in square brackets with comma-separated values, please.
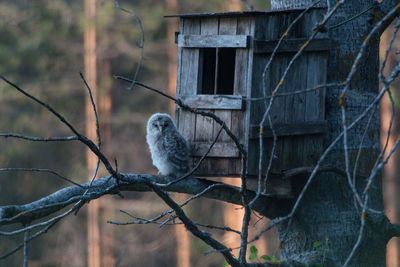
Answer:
[175, 16, 253, 177]
[247, 10, 329, 177]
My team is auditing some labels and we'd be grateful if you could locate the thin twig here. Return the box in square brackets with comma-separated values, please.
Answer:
[0, 168, 84, 188]
[0, 201, 84, 260]
[0, 133, 78, 142]
[114, 0, 144, 90]
[23, 228, 29, 267]
[339, 3, 400, 215]
[0, 75, 119, 179]
[328, 4, 375, 30]
[114, 243, 127, 267]
[79, 72, 102, 194]
[146, 181, 240, 266]
[0, 201, 81, 236]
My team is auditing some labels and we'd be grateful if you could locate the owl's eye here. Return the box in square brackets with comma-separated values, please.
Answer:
[153, 123, 157, 128]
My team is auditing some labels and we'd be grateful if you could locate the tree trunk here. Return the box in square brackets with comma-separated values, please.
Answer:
[269, 1, 393, 266]
[380, 21, 400, 266]
[84, 0, 100, 266]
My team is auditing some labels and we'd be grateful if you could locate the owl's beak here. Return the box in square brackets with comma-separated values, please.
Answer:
[159, 126, 163, 133]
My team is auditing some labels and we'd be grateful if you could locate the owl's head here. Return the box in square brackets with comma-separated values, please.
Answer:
[146, 113, 176, 135]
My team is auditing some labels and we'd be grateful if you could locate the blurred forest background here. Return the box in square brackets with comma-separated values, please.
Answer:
[0, 1, 399, 266]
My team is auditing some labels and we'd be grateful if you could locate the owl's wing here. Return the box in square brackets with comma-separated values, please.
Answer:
[164, 132, 189, 173]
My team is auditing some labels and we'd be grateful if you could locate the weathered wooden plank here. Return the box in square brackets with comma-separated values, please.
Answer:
[193, 158, 240, 177]
[281, 54, 307, 170]
[201, 17, 218, 34]
[305, 52, 327, 121]
[249, 121, 328, 138]
[213, 109, 232, 142]
[197, 17, 218, 95]
[194, 113, 214, 142]
[176, 20, 184, 95]
[165, 8, 326, 18]
[241, 16, 256, 176]
[235, 17, 252, 96]
[178, 34, 250, 48]
[303, 51, 328, 166]
[176, 109, 196, 141]
[269, 54, 288, 124]
[180, 19, 200, 95]
[247, 40, 284, 179]
[211, 17, 239, 173]
[191, 17, 216, 175]
[254, 13, 279, 40]
[194, 17, 218, 156]
[176, 20, 197, 159]
[218, 17, 237, 35]
[289, 56, 307, 123]
[216, 17, 237, 145]
[191, 141, 239, 157]
[228, 157, 241, 176]
[225, 17, 252, 176]
[178, 95, 243, 110]
[254, 38, 331, 53]
[192, 157, 211, 175]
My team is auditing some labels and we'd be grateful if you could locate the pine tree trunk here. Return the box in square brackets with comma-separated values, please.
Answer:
[269, 1, 393, 265]
[84, 0, 100, 266]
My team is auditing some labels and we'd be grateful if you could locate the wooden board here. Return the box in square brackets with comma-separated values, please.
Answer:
[215, 17, 238, 144]
[176, 18, 200, 171]
[303, 51, 328, 165]
[179, 95, 243, 110]
[249, 121, 328, 138]
[180, 18, 201, 95]
[281, 54, 307, 170]
[191, 141, 240, 157]
[194, 17, 219, 145]
[254, 38, 331, 53]
[178, 34, 250, 48]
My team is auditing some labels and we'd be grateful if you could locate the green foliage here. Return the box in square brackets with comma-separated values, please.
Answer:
[313, 241, 323, 248]
[249, 245, 258, 260]
[248, 244, 279, 263]
[312, 238, 332, 267]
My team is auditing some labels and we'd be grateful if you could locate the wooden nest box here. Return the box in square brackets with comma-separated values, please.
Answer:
[169, 8, 329, 183]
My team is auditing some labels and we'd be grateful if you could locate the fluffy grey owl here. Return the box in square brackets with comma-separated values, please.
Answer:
[146, 113, 189, 176]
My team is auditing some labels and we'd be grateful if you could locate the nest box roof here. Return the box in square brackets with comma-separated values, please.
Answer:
[164, 7, 324, 18]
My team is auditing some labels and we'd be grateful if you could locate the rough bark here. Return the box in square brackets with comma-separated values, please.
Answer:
[268, 0, 400, 266]
[0, 174, 290, 226]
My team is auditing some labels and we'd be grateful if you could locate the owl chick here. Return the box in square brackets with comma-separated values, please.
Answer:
[146, 113, 189, 176]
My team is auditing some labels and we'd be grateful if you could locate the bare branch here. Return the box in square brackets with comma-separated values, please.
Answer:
[114, 0, 144, 90]
[0, 174, 288, 227]
[379, 2, 400, 20]
[145, 181, 240, 267]
[241, 0, 253, 11]
[0, 168, 84, 188]
[0, 133, 78, 142]
[0, 204, 74, 260]
[23, 229, 29, 267]
[0, 75, 119, 179]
